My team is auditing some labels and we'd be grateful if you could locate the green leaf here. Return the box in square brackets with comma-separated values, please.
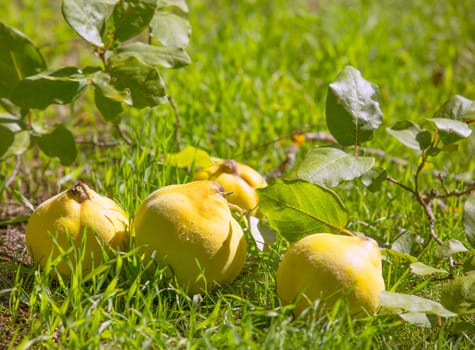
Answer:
[0, 125, 14, 159]
[62, 0, 117, 47]
[108, 56, 167, 108]
[112, 0, 157, 42]
[165, 146, 213, 168]
[381, 248, 417, 263]
[297, 147, 374, 187]
[379, 291, 457, 318]
[158, 0, 189, 12]
[386, 120, 426, 151]
[434, 239, 468, 260]
[257, 179, 349, 243]
[433, 95, 475, 122]
[89, 71, 132, 104]
[94, 88, 123, 124]
[463, 193, 475, 247]
[416, 130, 433, 150]
[410, 262, 447, 276]
[114, 43, 191, 69]
[150, 10, 191, 48]
[360, 167, 387, 192]
[10, 67, 88, 110]
[35, 125, 77, 165]
[440, 271, 475, 315]
[0, 114, 30, 160]
[391, 230, 422, 255]
[0, 22, 47, 99]
[426, 118, 472, 145]
[325, 66, 383, 146]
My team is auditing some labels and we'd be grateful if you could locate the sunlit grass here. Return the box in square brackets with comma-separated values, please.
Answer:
[1, 0, 475, 348]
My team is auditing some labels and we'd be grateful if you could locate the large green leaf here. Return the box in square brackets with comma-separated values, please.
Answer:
[463, 193, 475, 247]
[112, 0, 157, 42]
[441, 271, 475, 315]
[257, 179, 349, 243]
[433, 95, 475, 122]
[35, 125, 77, 166]
[108, 56, 167, 108]
[113, 43, 191, 69]
[0, 22, 46, 99]
[297, 147, 374, 187]
[0, 114, 30, 160]
[150, 11, 191, 48]
[325, 66, 383, 146]
[426, 118, 472, 145]
[380, 291, 457, 319]
[10, 67, 88, 110]
[62, 0, 117, 47]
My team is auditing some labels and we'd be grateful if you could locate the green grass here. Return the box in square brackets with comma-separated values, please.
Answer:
[1, 0, 475, 348]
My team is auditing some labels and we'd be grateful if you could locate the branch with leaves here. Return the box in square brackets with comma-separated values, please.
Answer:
[0, 0, 191, 169]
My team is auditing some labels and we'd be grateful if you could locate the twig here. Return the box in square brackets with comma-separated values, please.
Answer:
[267, 143, 300, 180]
[167, 95, 182, 151]
[385, 175, 416, 195]
[76, 139, 121, 148]
[428, 184, 475, 200]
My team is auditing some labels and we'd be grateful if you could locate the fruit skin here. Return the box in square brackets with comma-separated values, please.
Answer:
[134, 180, 247, 293]
[277, 233, 385, 316]
[193, 159, 267, 211]
[25, 182, 128, 276]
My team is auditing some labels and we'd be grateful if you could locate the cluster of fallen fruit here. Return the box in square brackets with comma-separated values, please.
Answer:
[25, 158, 385, 317]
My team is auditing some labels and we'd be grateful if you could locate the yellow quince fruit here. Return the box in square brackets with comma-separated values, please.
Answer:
[134, 180, 247, 293]
[193, 158, 267, 212]
[277, 233, 385, 316]
[25, 182, 128, 276]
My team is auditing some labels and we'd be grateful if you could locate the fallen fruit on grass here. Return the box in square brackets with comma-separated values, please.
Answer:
[25, 182, 128, 276]
[193, 158, 267, 211]
[134, 180, 247, 293]
[277, 233, 385, 316]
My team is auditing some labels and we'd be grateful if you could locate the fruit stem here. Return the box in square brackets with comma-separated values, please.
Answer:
[69, 182, 91, 203]
[220, 159, 239, 175]
[339, 227, 356, 237]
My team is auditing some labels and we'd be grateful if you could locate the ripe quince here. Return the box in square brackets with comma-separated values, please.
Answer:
[134, 180, 247, 293]
[25, 182, 128, 275]
[193, 158, 267, 212]
[277, 233, 385, 316]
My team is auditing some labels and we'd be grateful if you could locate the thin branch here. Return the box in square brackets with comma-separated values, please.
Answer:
[267, 143, 299, 180]
[428, 184, 475, 200]
[414, 151, 428, 194]
[76, 139, 121, 148]
[385, 175, 416, 195]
